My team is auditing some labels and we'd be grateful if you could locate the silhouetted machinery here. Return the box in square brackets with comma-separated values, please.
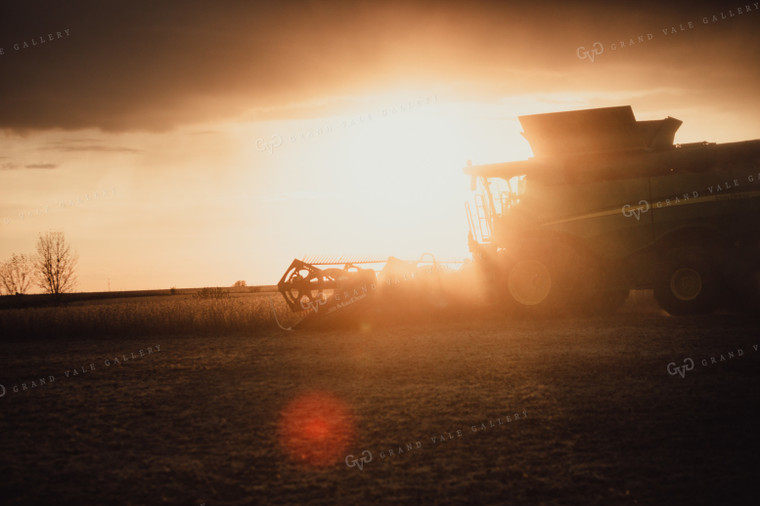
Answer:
[275, 254, 452, 329]
[276, 105, 760, 327]
[465, 105, 760, 315]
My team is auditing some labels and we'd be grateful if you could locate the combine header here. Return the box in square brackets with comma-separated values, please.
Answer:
[275, 254, 459, 329]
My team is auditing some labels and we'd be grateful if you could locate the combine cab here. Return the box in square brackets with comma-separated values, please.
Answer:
[465, 105, 760, 315]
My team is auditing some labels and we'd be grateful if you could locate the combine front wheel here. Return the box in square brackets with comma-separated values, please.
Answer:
[504, 242, 586, 316]
[507, 259, 553, 307]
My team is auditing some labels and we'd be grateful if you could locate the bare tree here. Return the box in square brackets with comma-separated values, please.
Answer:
[0, 253, 35, 295]
[35, 231, 78, 296]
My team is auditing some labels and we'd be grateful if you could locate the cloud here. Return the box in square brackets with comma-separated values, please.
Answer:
[24, 163, 58, 169]
[0, 162, 59, 170]
[0, 0, 757, 133]
[189, 130, 222, 136]
[50, 145, 140, 153]
[41, 138, 141, 153]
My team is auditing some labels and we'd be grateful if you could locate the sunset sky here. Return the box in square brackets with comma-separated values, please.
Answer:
[1, 0, 759, 292]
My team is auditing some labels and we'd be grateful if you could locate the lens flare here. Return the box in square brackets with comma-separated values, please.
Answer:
[277, 391, 355, 467]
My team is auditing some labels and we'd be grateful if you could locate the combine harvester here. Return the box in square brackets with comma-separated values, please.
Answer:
[276, 105, 760, 328]
[465, 105, 760, 316]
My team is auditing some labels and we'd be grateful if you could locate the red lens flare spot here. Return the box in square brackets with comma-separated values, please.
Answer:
[277, 391, 355, 467]
[304, 418, 330, 439]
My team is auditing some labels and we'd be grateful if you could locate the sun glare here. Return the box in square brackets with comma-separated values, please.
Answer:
[232, 94, 571, 283]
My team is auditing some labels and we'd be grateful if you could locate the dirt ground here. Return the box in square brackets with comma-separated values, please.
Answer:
[1, 294, 759, 505]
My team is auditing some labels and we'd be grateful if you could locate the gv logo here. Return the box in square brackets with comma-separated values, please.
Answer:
[300, 292, 327, 313]
[622, 200, 651, 220]
[576, 42, 604, 62]
[667, 358, 695, 378]
[256, 135, 283, 154]
[345, 450, 373, 471]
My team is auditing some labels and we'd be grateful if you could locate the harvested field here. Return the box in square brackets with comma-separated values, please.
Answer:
[1, 293, 759, 505]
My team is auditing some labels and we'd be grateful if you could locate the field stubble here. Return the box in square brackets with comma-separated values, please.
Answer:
[0, 292, 759, 505]
[0, 293, 286, 340]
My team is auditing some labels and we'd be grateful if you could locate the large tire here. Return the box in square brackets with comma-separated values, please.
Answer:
[503, 241, 593, 316]
[653, 248, 721, 315]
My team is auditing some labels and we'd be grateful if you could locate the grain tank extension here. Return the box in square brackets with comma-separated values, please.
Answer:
[465, 105, 760, 315]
